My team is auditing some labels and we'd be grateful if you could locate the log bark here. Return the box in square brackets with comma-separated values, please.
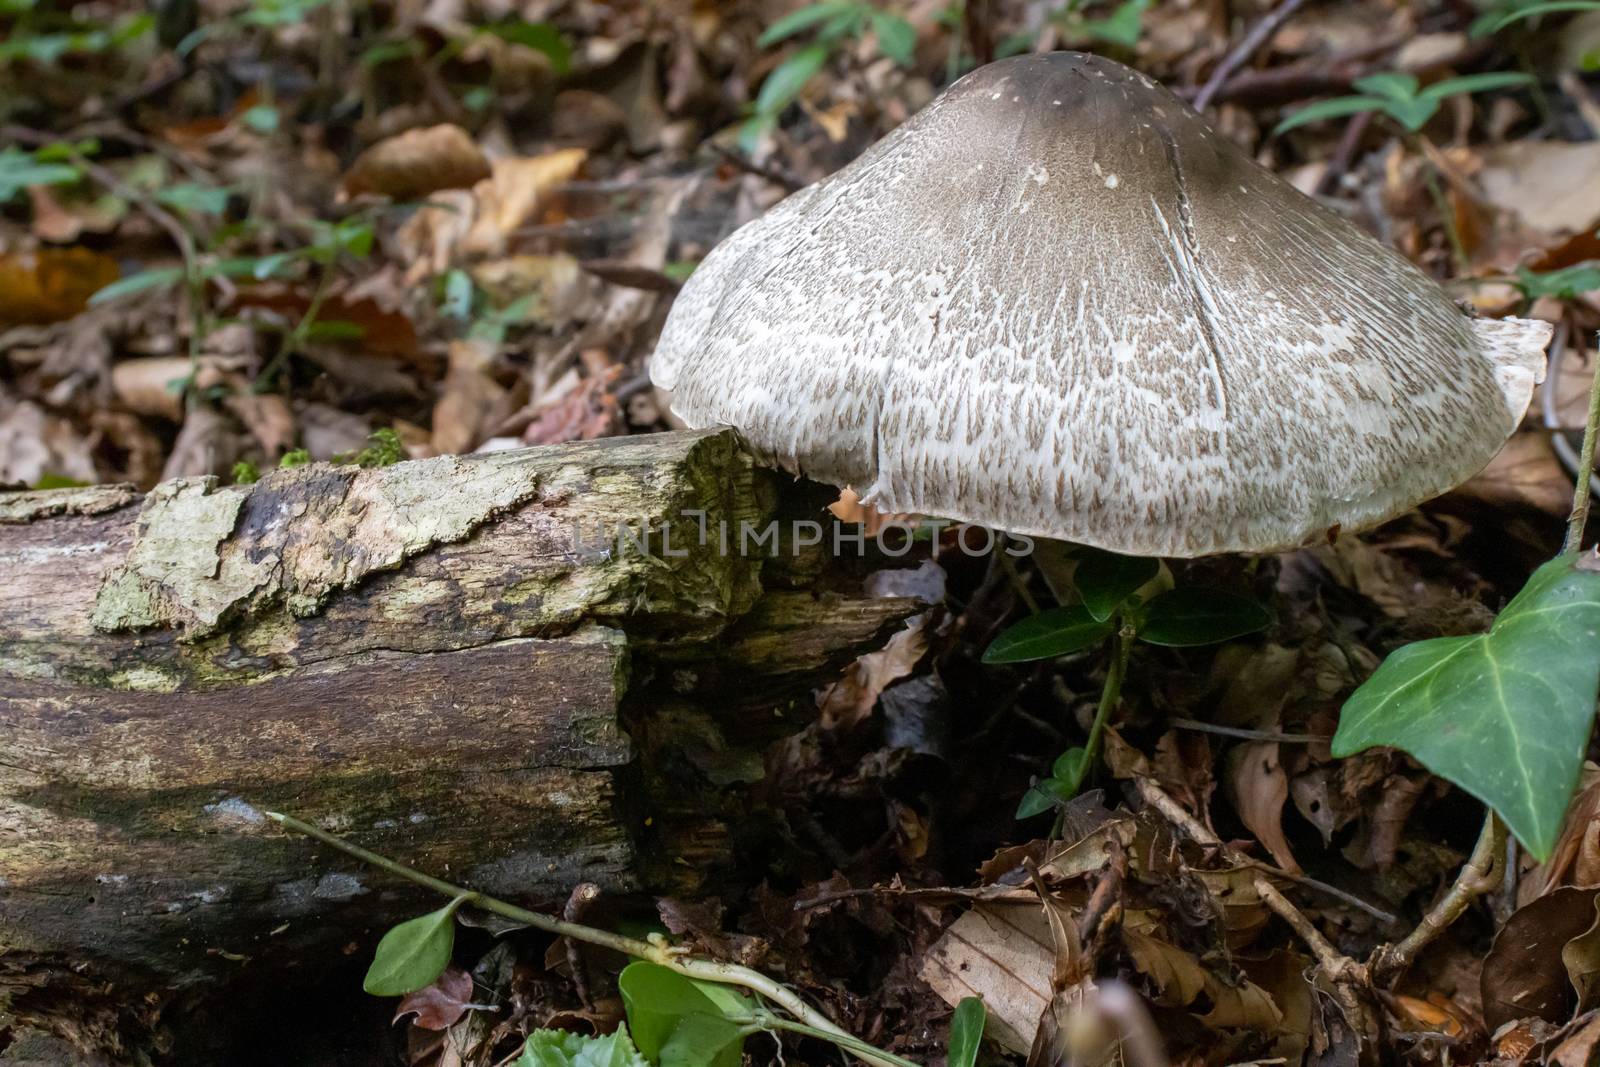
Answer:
[0, 429, 917, 1048]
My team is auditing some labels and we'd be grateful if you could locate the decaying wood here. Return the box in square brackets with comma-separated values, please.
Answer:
[0, 429, 918, 1049]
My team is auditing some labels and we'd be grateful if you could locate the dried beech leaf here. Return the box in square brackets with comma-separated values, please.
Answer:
[341, 124, 491, 201]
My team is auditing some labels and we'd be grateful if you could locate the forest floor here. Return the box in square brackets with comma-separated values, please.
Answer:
[4, 0, 1600, 1065]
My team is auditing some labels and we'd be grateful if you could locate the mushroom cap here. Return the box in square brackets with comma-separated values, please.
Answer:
[651, 52, 1550, 557]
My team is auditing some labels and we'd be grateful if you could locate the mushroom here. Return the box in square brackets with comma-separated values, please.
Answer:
[651, 52, 1551, 557]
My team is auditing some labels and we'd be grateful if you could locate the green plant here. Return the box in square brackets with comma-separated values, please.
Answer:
[267, 811, 988, 1067]
[1274, 71, 1536, 134]
[0, 4, 152, 63]
[1331, 322, 1600, 862]
[1513, 263, 1600, 303]
[1470, 0, 1600, 37]
[985, 548, 1271, 819]
[0, 144, 83, 202]
[743, 2, 917, 147]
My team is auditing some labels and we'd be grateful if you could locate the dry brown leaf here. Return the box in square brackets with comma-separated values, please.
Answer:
[1478, 141, 1600, 235]
[111, 357, 191, 421]
[1460, 431, 1574, 516]
[1552, 1011, 1600, 1067]
[0, 395, 97, 486]
[828, 487, 919, 537]
[1483, 886, 1600, 1030]
[817, 616, 929, 729]
[393, 965, 474, 1031]
[1122, 927, 1207, 1006]
[433, 338, 513, 456]
[340, 124, 491, 201]
[1200, 973, 1283, 1030]
[224, 392, 295, 459]
[463, 149, 588, 257]
[921, 904, 1055, 1054]
[1226, 741, 1300, 874]
[520, 365, 622, 447]
[0, 247, 119, 326]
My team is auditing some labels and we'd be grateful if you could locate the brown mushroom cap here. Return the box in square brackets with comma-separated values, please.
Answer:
[651, 52, 1550, 557]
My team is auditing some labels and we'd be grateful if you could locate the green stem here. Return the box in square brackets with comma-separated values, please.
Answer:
[1419, 162, 1468, 275]
[1564, 329, 1600, 554]
[751, 1015, 925, 1067]
[1081, 622, 1133, 776]
[264, 811, 905, 1067]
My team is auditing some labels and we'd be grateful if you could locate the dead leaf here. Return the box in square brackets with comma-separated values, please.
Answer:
[922, 904, 1056, 1054]
[817, 615, 929, 729]
[0, 394, 98, 486]
[1484, 886, 1600, 1030]
[112, 357, 191, 421]
[1226, 741, 1301, 874]
[224, 391, 294, 459]
[518, 371, 620, 447]
[433, 338, 512, 456]
[828, 487, 919, 537]
[394, 965, 474, 1031]
[340, 124, 491, 201]
[0, 247, 120, 326]
[1122, 926, 1208, 1006]
[1565, 895, 1600, 1017]
[1460, 432, 1574, 516]
[1478, 141, 1600, 235]
[1552, 1011, 1600, 1067]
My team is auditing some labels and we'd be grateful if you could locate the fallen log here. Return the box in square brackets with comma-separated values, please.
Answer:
[0, 429, 918, 1056]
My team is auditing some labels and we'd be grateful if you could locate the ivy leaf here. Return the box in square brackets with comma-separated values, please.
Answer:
[1016, 776, 1071, 819]
[1332, 555, 1600, 860]
[518, 1025, 651, 1067]
[618, 962, 749, 1067]
[983, 606, 1115, 664]
[363, 894, 470, 996]
[1074, 549, 1159, 621]
[948, 997, 987, 1067]
[1137, 588, 1271, 647]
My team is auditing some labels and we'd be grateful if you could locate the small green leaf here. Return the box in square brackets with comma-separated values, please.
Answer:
[518, 1025, 651, 1067]
[1421, 71, 1536, 100]
[1353, 72, 1421, 100]
[156, 182, 229, 216]
[363, 894, 470, 996]
[1052, 746, 1090, 786]
[1137, 588, 1270, 647]
[0, 147, 80, 202]
[618, 962, 748, 1067]
[868, 11, 917, 64]
[1080, 0, 1149, 47]
[754, 42, 830, 117]
[1331, 555, 1600, 860]
[1074, 549, 1159, 621]
[948, 997, 987, 1067]
[983, 606, 1115, 664]
[759, 1, 856, 47]
[1473, 0, 1600, 37]
[1273, 95, 1387, 134]
[1516, 264, 1600, 301]
[90, 267, 186, 305]
[483, 21, 571, 73]
[242, 105, 280, 134]
[1015, 777, 1071, 819]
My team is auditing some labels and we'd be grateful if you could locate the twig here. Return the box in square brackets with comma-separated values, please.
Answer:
[709, 144, 803, 193]
[1193, 0, 1315, 112]
[265, 811, 904, 1067]
[1564, 323, 1600, 554]
[1367, 812, 1505, 986]
[1166, 718, 1324, 744]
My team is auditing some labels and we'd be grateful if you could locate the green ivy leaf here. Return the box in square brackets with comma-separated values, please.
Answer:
[983, 606, 1115, 664]
[948, 997, 987, 1067]
[754, 42, 830, 117]
[1074, 549, 1159, 622]
[1015, 776, 1072, 819]
[1273, 95, 1387, 134]
[363, 894, 470, 996]
[518, 1025, 651, 1067]
[1332, 555, 1600, 860]
[1137, 588, 1270, 647]
[618, 962, 749, 1067]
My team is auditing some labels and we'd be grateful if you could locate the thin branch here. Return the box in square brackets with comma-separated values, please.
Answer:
[1368, 812, 1506, 987]
[266, 811, 900, 1067]
[1565, 325, 1600, 554]
[1194, 0, 1315, 112]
